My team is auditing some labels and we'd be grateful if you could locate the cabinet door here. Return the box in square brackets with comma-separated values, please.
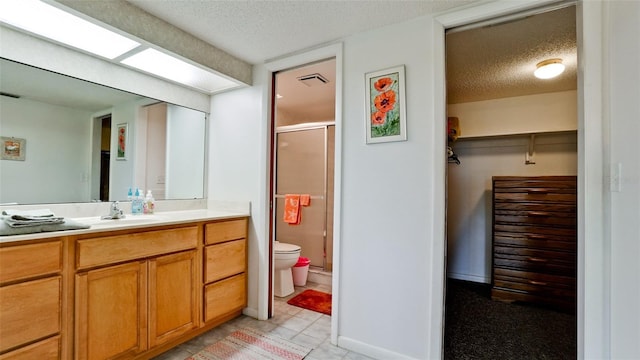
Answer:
[75, 262, 147, 360]
[148, 250, 198, 347]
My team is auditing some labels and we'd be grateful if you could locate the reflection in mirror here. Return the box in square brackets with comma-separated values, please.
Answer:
[0, 58, 206, 205]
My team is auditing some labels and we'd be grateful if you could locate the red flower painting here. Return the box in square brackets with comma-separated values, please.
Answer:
[374, 77, 393, 92]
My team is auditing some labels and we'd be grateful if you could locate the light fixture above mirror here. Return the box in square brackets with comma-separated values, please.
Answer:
[0, 0, 242, 94]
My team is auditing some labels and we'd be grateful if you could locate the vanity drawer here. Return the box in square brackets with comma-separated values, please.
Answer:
[205, 218, 247, 245]
[77, 226, 198, 269]
[0, 277, 61, 353]
[205, 239, 246, 283]
[204, 273, 246, 322]
[0, 335, 59, 360]
[0, 241, 62, 284]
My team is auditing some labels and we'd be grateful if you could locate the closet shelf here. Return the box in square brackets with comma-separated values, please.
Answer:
[456, 129, 576, 141]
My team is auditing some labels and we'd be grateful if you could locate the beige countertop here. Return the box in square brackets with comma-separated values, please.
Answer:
[0, 209, 249, 244]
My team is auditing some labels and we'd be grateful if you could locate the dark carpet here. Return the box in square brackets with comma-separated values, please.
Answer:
[444, 279, 576, 360]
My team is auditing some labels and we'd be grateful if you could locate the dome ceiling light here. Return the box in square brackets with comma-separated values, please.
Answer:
[534, 58, 565, 79]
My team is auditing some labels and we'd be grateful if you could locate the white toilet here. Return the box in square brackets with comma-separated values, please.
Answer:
[274, 241, 302, 297]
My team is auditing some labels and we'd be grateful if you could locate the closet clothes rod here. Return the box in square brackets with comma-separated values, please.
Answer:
[274, 194, 324, 200]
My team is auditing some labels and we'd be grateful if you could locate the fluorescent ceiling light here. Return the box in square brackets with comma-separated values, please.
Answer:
[534, 58, 565, 79]
[121, 48, 239, 93]
[0, 0, 140, 59]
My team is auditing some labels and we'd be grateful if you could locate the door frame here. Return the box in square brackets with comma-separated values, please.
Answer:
[264, 43, 343, 344]
[432, 0, 606, 358]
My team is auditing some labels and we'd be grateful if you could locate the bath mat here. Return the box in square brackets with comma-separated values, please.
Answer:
[287, 289, 332, 315]
[186, 327, 312, 360]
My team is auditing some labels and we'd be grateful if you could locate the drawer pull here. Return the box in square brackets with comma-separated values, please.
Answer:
[528, 234, 548, 240]
[527, 257, 548, 263]
[529, 211, 551, 217]
[528, 280, 548, 286]
[527, 189, 549, 194]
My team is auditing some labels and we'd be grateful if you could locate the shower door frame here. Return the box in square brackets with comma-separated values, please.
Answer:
[273, 121, 334, 271]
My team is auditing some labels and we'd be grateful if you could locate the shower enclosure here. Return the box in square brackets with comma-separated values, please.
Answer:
[274, 123, 335, 271]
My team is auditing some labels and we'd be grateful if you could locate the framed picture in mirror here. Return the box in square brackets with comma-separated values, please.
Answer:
[116, 123, 128, 160]
[1, 137, 26, 161]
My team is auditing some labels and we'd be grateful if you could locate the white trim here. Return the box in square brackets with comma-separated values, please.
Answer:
[447, 272, 490, 284]
[337, 336, 419, 360]
[263, 42, 343, 345]
[433, 1, 595, 359]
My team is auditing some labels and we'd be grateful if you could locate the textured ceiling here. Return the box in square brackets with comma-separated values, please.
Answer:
[446, 5, 577, 103]
[275, 59, 336, 124]
[127, 0, 478, 64]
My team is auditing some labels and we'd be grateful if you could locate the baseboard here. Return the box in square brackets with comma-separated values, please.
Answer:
[337, 336, 419, 360]
[242, 307, 258, 319]
[447, 272, 490, 284]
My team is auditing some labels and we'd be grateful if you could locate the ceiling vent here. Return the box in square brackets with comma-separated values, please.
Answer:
[297, 73, 329, 87]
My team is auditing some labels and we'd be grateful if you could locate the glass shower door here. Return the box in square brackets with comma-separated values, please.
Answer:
[275, 128, 327, 267]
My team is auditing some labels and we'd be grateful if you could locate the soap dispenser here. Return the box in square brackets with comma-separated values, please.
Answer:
[132, 187, 143, 215]
[143, 190, 155, 214]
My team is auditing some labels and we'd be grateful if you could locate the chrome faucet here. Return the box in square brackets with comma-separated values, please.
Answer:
[101, 201, 125, 220]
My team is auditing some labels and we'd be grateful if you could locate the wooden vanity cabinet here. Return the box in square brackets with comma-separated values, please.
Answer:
[203, 219, 248, 323]
[491, 176, 577, 311]
[0, 240, 63, 360]
[74, 226, 199, 360]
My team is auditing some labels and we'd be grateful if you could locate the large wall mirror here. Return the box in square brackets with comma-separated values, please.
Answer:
[0, 58, 206, 205]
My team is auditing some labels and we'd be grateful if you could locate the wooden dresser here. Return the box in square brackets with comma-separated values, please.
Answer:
[491, 176, 577, 311]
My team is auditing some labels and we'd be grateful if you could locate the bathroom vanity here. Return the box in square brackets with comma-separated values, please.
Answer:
[0, 211, 248, 360]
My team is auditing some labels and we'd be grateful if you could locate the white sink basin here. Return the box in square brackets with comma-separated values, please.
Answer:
[75, 215, 164, 227]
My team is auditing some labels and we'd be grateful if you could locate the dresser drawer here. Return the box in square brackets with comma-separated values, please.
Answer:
[493, 177, 577, 191]
[494, 267, 575, 288]
[494, 233, 576, 252]
[494, 211, 576, 227]
[205, 239, 246, 284]
[77, 226, 198, 269]
[494, 246, 575, 276]
[0, 241, 62, 284]
[494, 224, 576, 238]
[494, 192, 576, 204]
[205, 218, 247, 245]
[0, 277, 61, 353]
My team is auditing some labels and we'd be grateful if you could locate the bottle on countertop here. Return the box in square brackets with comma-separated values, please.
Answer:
[132, 187, 143, 215]
[143, 190, 155, 214]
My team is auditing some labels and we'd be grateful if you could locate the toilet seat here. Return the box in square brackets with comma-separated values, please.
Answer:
[274, 242, 300, 253]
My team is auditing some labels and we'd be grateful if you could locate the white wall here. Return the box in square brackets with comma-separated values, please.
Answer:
[605, 1, 640, 357]
[209, 80, 267, 319]
[338, 17, 437, 359]
[0, 97, 92, 204]
[448, 90, 577, 138]
[447, 134, 577, 282]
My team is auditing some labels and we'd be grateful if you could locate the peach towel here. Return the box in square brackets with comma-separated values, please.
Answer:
[283, 194, 301, 224]
[283, 194, 311, 225]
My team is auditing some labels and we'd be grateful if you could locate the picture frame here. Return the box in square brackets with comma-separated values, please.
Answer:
[116, 123, 128, 160]
[1, 136, 26, 161]
[365, 65, 407, 144]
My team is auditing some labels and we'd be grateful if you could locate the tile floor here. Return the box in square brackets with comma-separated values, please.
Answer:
[153, 281, 373, 360]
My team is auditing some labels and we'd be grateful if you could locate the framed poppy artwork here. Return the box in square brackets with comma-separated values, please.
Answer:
[1, 136, 26, 161]
[116, 123, 128, 160]
[365, 65, 407, 144]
